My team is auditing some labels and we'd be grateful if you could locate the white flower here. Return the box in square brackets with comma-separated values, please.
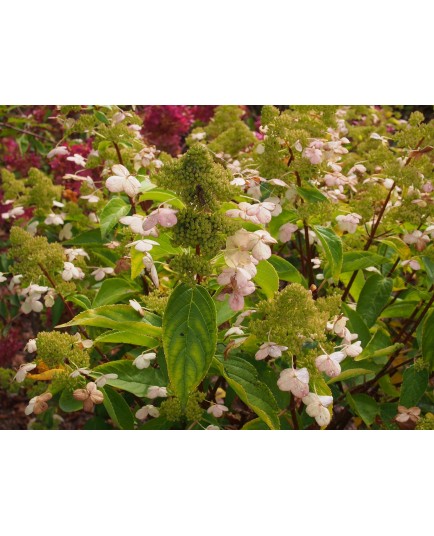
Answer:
[8, 274, 22, 291]
[315, 351, 346, 377]
[69, 367, 92, 378]
[135, 405, 160, 420]
[52, 200, 65, 208]
[401, 259, 421, 271]
[403, 230, 430, 252]
[206, 425, 220, 430]
[250, 230, 277, 261]
[278, 222, 298, 243]
[120, 215, 158, 236]
[127, 239, 159, 252]
[326, 315, 348, 337]
[44, 213, 64, 226]
[106, 164, 141, 197]
[80, 194, 100, 203]
[14, 363, 37, 383]
[24, 338, 37, 353]
[88, 212, 99, 223]
[62, 262, 85, 281]
[147, 386, 167, 399]
[59, 223, 73, 240]
[234, 309, 256, 326]
[25, 392, 53, 415]
[0, 272, 6, 283]
[277, 368, 310, 398]
[302, 393, 333, 427]
[207, 403, 229, 418]
[255, 342, 288, 361]
[47, 146, 69, 158]
[224, 326, 245, 338]
[21, 293, 44, 314]
[133, 352, 157, 369]
[91, 267, 114, 281]
[336, 213, 362, 234]
[95, 373, 118, 388]
[191, 132, 206, 141]
[1, 206, 25, 220]
[129, 299, 145, 316]
[26, 220, 39, 236]
[342, 340, 363, 357]
[64, 248, 89, 261]
[67, 153, 87, 167]
[143, 253, 159, 287]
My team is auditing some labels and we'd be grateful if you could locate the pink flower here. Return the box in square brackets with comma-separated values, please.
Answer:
[142, 207, 178, 231]
[303, 145, 323, 165]
[217, 266, 256, 312]
[342, 340, 363, 357]
[255, 342, 288, 361]
[336, 213, 362, 234]
[278, 222, 298, 243]
[277, 368, 310, 398]
[250, 230, 277, 261]
[47, 146, 69, 159]
[315, 351, 346, 377]
[207, 403, 229, 418]
[120, 215, 158, 236]
[403, 230, 430, 252]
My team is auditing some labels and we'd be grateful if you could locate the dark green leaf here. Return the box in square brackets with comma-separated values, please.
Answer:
[92, 278, 138, 307]
[347, 393, 379, 426]
[421, 309, 434, 371]
[268, 255, 304, 284]
[356, 274, 393, 327]
[313, 225, 343, 280]
[341, 251, 387, 273]
[163, 283, 217, 406]
[400, 365, 429, 407]
[101, 386, 135, 429]
[99, 197, 130, 238]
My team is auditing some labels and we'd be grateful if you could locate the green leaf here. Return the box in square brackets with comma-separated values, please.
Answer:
[296, 184, 328, 203]
[215, 298, 238, 326]
[94, 110, 109, 124]
[268, 255, 304, 284]
[341, 251, 387, 273]
[381, 300, 420, 319]
[139, 188, 185, 209]
[242, 418, 270, 430]
[150, 233, 183, 260]
[421, 309, 434, 372]
[92, 360, 165, 397]
[327, 368, 374, 384]
[163, 283, 217, 406]
[421, 256, 434, 284]
[131, 248, 144, 279]
[95, 330, 158, 348]
[213, 356, 280, 430]
[57, 305, 162, 338]
[313, 225, 343, 280]
[101, 386, 135, 430]
[92, 278, 138, 307]
[68, 294, 92, 310]
[341, 302, 371, 347]
[346, 392, 379, 426]
[400, 365, 429, 407]
[253, 260, 279, 299]
[63, 228, 104, 246]
[356, 274, 393, 327]
[99, 197, 130, 238]
[59, 389, 83, 412]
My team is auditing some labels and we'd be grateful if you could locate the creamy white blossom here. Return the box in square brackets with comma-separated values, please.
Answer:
[106, 164, 141, 197]
[133, 352, 157, 370]
[302, 393, 333, 427]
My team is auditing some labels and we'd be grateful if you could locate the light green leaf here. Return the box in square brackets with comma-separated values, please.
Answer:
[215, 298, 238, 326]
[296, 184, 328, 203]
[341, 251, 387, 273]
[57, 304, 162, 338]
[400, 365, 429, 407]
[421, 309, 434, 371]
[101, 386, 135, 430]
[95, 330, 158, 348]
[242, 418, 270, 430]
[327, 368, 374, 384]
[253, 260, 279, 299]
[139, 188, 185, 209]
[341, 302, 371, 347]
[356, 274, 393, 327]
[131, 248, 144, 279]
[381, 300, 420, 319]
[313, 225, 343, 280]
[99, 197, 130, 238]
[92, 360, 165, 397]
[68, 294, 92, 310]
[213, 356, 280, 430]
[163, 283, 217, 406]
[59, 389, 83, 412]
[268, 255, 304, 284]
[421, 256, 434, 284]
[92, 278, 138, 307]
[63, 228, 104, 246]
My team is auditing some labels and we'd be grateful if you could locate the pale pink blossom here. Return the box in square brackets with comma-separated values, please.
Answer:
[147, 386, 168, 399]
[47, 146, 69, 158]
[207, 403, 229, 418]
[62, 262, 85, 281]
[91, 267, 114, 281]
[136, 405, 160, 420]
[59, 223, 73, 240]
[129, 299, 145, 315]
[278, 222, 298, 243]
[342, 340, 363, 357]
[250, 230, 277, 261]
[403, 230, 430, 252]
[120, 215, 158, 236]
[302, 393, 333, 427]
[336, 213, 362, 234]
[25, 392, 52, 415]
[303, 145, 323, 165]
[73, 382, 104, 412]
[326, 316, 349, 337]
[133, 352, 157, 370]
[142, 207, 178, 231]
[67, 153, 87, 167]
[127, 239, 159, 252]
[217, 266, 256, 311]
[24, 339, 37, 353]
[401, 259, 421, 271]
[14, 363, 37, 383]
[106, 164, 141, 197]
[255, 342, 288, 361]
[277, 368, 310, 398]
[143, 253, 159, 287]
[315, 351, 346, 377]
[2, 206, 25, 220]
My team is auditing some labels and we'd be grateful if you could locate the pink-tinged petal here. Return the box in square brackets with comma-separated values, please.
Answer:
[112, 164, 129, 177]
[142, 212, 160, 231]
[229, 293, 245, 311]
[316, 406, 331, 427]
[123, 176, 141, 197]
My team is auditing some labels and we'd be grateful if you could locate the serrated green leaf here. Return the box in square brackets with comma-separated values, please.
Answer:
[327, 368, 374, 384]
[313, 225, 343, 280]
[268, 255, 304, 284]
[163, 283, 217, 406]
[95, 330, 158, 347]
[346, 392, 378, 426]
[139, 188, 185, 209]
[68, 294, 92, 310]
[296, 184, 328, 203]
[213, 356, 280, 430]
[341, 302, 371, 347]
[99, 197, 130, 238]
[92, 360, 165, 397]
[341, 251, 388, 273]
